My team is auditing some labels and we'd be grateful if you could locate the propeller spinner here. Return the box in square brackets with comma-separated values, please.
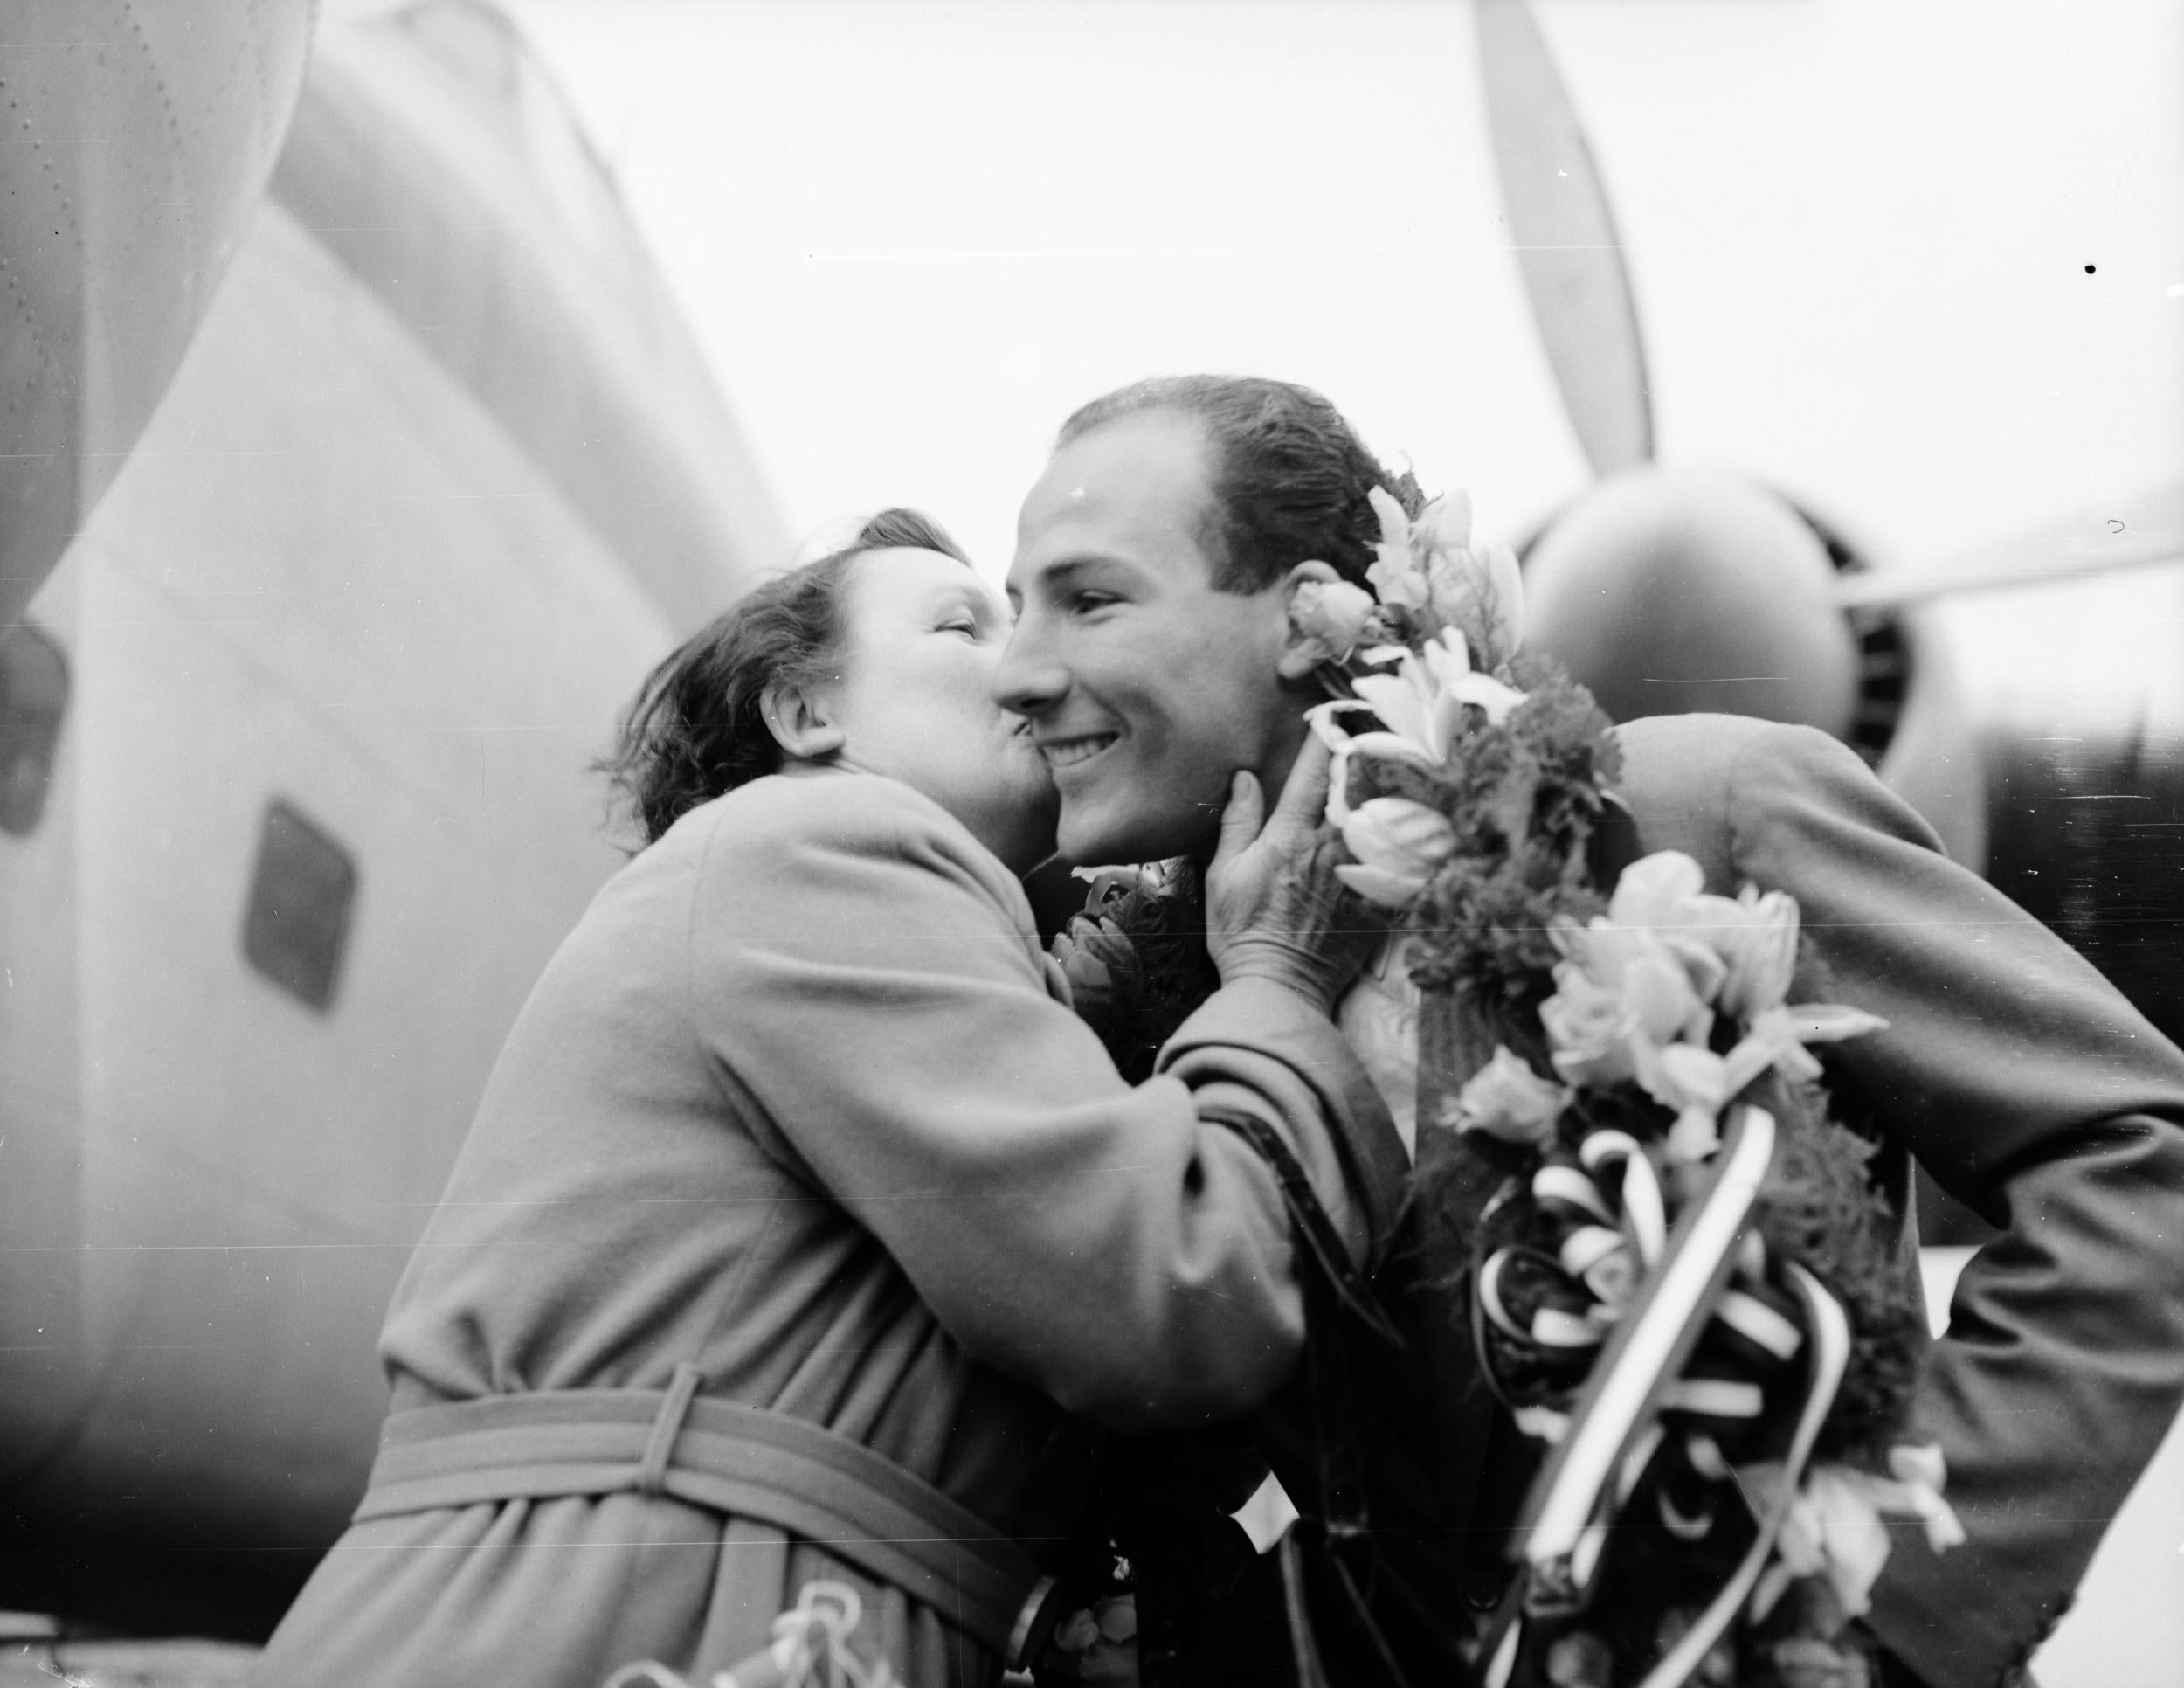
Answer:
[1472, 0, 1994, 871]
[1520, 467, 1863, 742]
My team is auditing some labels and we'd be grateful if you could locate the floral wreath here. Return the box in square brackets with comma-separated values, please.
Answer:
[1054, 484, 1959, 1688]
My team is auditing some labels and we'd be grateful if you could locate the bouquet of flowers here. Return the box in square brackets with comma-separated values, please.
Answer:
[1296, 488, 1960, 1688]
[1051, 860, 1220, 1086]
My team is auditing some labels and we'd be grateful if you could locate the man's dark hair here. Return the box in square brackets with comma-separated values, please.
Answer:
[1055, 374, 1425, 593]
[598, 508, 968, 845]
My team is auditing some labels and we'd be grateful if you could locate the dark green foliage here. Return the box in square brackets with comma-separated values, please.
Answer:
[1341, 655, 1620, 1000]
[1752, 1077, 1923, 1460]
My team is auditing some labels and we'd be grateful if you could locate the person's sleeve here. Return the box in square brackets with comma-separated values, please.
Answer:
[687, 780, 1397, 1432]
[1726, 724, 2184, 1688]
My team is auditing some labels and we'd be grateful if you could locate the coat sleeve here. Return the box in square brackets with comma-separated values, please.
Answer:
[685, 777, 1398, 1433]
[1711, 722, 2184, 1688]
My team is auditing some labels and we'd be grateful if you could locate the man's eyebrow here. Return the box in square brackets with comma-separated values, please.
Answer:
[1006, 552, 1127, 606]
[1022, 556, 1122, 590]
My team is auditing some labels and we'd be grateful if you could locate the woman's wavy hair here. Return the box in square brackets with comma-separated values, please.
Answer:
[599, 508, 969, 846]
[1056, 374, 1425, 594]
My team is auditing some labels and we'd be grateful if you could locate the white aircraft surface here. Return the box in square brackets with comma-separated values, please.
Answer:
[0, 3, 2175, 1682]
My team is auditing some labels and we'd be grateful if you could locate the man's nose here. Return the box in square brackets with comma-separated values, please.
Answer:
[993, 616, 1068, 718]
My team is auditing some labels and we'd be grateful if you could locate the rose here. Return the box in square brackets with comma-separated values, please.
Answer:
[1539, 961, 1643, 1089]
[1552, 917, 1714, 1051]
[1601, 851, 1732, 1006]
[1288, 578, 1378, 667]
[1607, 856, 1807, 1025]
[1449, 1045, 1570, 1145]
[1606, 849, 1709, 931]
[1049, 913, 1138, 1017]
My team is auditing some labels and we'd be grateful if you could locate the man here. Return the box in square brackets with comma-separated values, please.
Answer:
[996, 374, 2184, 1688]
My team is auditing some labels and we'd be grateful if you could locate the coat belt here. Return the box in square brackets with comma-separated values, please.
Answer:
[351, 1366, 1042, 1661]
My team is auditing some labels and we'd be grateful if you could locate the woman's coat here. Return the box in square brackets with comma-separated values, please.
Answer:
[253, 770, 1389, 1688]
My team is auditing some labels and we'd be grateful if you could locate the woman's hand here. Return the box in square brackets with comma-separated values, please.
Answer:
[1205, 737, 1391, 1015]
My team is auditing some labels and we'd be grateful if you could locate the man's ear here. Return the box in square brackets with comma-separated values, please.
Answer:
[1275, 559, 1344, 681]
[760, 676, 847, 761]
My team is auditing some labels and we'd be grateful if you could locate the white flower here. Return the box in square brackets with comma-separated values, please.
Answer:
[1348, 636, 1469, 763]
[1606, 849, 1708, 930]
[1365, 485, 1526, 668]
[1551, 917, 1714, 1052]
[1334, 796, 1457, 909]
[1450, 1046, 1570, 1145]
[1420, 624, 1530, 724]
[1708, 884, 1801, 1020]
[1538, 961, 1643, 1089]
[1303, 630, 1526, 796]
[1414, 485, 1473, 551]
[1719, 1001, 1890, 1094]
[1600, 851, 1732, 1006]
[1478, 540, 1525, 668]
[1636, 1041, 1731, 1164]
[1552, 853, 1887, 1121]
[1288, 578, 1378, 667]
[1773, 1464, 1894, 1618]
[1366, 486, 1433, 612]
[1607, 860, 1808, 1026]
[1758, 1451, 1965, 1622]
[1886, 1443, 1968, 1555]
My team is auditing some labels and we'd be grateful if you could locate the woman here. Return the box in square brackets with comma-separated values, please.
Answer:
[252, 511, 1392, 1688]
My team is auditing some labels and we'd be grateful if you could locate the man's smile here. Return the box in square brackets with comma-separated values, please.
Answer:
[1036, 731, 1121, 771]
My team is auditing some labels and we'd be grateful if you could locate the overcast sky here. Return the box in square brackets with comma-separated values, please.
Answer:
[495, 0, 2183, 726]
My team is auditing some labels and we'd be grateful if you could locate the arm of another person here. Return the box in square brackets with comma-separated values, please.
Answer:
[1718, 723, 2184, 1688]
[687, 776, 1399, 1433]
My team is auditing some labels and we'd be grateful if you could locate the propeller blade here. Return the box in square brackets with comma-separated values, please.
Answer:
[1833, 480, 2184, 611]
[1475, 0, 1654, 477]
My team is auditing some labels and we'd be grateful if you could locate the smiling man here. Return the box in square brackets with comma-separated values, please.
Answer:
[999, 384, 1379, 866]
[998, 374, 2184, 1688]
